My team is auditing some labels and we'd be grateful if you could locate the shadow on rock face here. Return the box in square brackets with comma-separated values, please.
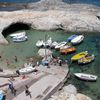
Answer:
[2, 22, 31, 37]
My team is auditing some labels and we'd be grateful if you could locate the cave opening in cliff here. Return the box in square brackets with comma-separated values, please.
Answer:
[2, 22, 31, 37]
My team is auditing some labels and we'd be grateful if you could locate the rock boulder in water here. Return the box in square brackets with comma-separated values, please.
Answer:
[63, 84, 77, 95]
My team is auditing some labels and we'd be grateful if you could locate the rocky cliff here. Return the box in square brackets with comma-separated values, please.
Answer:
[0, 0, 100, 44]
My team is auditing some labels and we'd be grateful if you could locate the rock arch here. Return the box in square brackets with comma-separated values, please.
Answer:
[2, 22, 31, 37]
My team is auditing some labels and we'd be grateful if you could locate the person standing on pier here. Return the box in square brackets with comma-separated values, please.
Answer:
[25, 85, 32, 98]
[58, 58, 62, 66]
[8, 82, 16, 96]
[14, 56, 18, 62]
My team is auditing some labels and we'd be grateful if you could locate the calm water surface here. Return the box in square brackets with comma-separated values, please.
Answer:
[63, 0, 100, 6]
[0, 0, 40, 3]
[0, 0, 40, 11]
[0, 29, 100, 100]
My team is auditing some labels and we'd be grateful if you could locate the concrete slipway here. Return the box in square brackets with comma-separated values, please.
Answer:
[6, 64, 69, 100]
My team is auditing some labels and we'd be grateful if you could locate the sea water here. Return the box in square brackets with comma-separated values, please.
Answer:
[0, 0, 40, 11]
[63, 0, 100, 6]
[0, 29, 100, 100]
[0, 0, 40, 3]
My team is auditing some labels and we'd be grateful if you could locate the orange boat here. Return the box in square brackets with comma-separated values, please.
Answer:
[60, 47, 76, 55]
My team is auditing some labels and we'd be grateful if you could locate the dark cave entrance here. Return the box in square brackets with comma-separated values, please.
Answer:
[2, 22, 31, 37]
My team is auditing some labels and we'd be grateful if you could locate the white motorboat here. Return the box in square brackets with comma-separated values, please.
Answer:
[55, 41, 67, 50]
[50, 41, 58, 48]
[60, 44, 71, 50]
[67, 34, 78, 42]
[43, 37, 52, 47]
[19, 66, 36, 74]
[10, 31, 26, 38]
[71, 35, 84, 45]
[12, 35, 28, 42]
[36, 39, 44, 47]
[74, 73, 97, 81]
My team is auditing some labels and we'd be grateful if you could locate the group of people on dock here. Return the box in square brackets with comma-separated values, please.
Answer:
[50, 56, 63, 66]
[42, 55, 63, 67]
[0, 53, 66, 100]
[2, 78, 32, 100]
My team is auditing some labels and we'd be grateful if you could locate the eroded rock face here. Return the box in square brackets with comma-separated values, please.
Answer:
[0, 0, 100, 44]
[0, 31, 8, 44]
[49, 84, 92, 100]
[0, 10, 100, 32]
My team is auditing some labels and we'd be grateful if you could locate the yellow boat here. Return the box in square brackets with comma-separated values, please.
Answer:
[71, 51, 88, 61]
[78, 54, 95, 64]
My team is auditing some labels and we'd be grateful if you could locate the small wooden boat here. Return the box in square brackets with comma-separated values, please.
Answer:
[60, 44, 71, 50]
[60, 47, 76, 55]
[36, 39, 44, 47]
[67, 34, 78, 42]
[74, 73, 97, 81]
[55, 41, 67, 50]
[0, 93, 3, 100]
[71, 35, 84, 45]
[50, 41, 58, 49]
[12, 35, 28, 42]
[0, 90, 4, 100]
[19, 66, 36, 74]
[71, 51, 88, 61]
[10, 31, 26, 38]
[78, 54, 95, 64]
[43, 37, 52, 47]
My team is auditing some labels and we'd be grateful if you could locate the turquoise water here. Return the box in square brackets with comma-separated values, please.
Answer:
[0, 29, 100, 100]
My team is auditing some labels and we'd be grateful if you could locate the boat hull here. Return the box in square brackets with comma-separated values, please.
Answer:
[78, 55, 95, 65]
[74, 73, 97, 81]
[50, 41, 58, 49]
[19, 67, 36, 74]
[36, 40, 44, 48]
[55, 41, 67, 50]
[12, 36, 28, 42]
[71, 51, 88, 61]
[10, 31, 26, 38]
[71, 35, 84, 45]
[60, 47, 76, 55]
[67, 34, 78, 42]
[43, 37, 52, 47]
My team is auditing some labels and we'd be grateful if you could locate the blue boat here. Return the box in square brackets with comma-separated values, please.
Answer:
[67, 35, 78, 42]
[0, 94, 3, 100]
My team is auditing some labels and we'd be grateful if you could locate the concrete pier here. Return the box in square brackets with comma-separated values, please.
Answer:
[6, 64, 69, 100]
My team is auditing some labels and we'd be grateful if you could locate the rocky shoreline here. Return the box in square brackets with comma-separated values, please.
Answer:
[0, 0, 100, 44]
[49, 84, 92, 100]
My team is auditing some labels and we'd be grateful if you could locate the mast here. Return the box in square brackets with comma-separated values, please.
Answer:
[45, 34, 47, 60]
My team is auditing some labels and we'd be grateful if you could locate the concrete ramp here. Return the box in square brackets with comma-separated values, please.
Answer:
[13, 75, 62, 100]
[11, 64, 68, 100]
